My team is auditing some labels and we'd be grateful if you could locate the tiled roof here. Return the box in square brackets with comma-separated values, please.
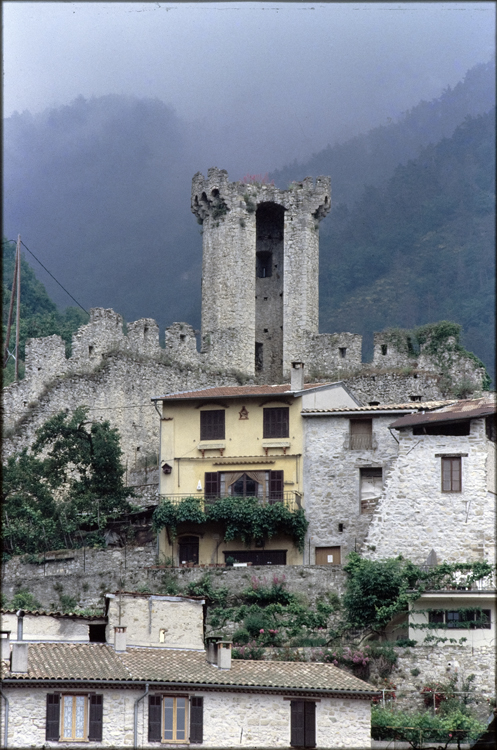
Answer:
[390, 395, 496, 428]
[153, 382, 333, 401]
[2, 644, 376, 695]
[301, 400, 455, 414]
[0, 608, 104, 620]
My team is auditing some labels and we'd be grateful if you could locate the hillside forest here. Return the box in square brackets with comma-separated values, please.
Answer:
[2, 59, 495, 382]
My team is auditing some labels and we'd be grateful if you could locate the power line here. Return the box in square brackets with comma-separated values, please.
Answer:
[6, 238, 90, 315]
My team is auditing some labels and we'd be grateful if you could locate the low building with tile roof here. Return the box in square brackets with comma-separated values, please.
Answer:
[0, 594, 379, 748]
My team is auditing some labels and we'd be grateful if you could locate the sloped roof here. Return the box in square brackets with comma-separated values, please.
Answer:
[153, 382, 334, 401]
[390, 395, 496, 429]
[2, 643, 377, 696]
[301, 400, 455, 415]
[0, 608, 104, 620]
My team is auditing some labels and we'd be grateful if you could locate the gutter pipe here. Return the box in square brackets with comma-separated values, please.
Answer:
[0, 689, 9, 748]
[134, 682, 149, 748]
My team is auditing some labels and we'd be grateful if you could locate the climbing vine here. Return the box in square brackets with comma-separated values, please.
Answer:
[152, 496, 309, 551]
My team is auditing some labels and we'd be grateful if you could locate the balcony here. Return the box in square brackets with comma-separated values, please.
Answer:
[158, 492, 302, 512]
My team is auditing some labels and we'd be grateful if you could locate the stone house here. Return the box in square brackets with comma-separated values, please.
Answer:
[301, 399, 455, 565]
[364, 395, 496, 564]
[0, 593, 378, 749]
[152, 366, 360, 566]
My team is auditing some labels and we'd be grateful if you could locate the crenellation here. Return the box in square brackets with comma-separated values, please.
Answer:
[164, 322, 200, 366]
[126, 318, 160, 356]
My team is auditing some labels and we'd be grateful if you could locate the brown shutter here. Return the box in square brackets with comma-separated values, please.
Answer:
[148, 695, 162, 742]
[442, 457, 461, 492]
[46, 694, 60, 741]
[88, 694, 103, 742]
[263, 408, 289, 438]
[441, 458, 452, 491]
[290, 700, 305, 747]
[204, 472, 220, 499]
[200, 410, 225, 440]
[190, 696, 203, 743]
[269, 470, 284, 501]
[304, 701, 316, 748]
[451, 457, 461, 492]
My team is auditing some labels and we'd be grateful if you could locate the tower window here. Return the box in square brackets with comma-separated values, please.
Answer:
[256, 251, 272, 278]
[381, 344, 388, 355]
[255, 343, 263, 371]
[339, 347, 346, 359]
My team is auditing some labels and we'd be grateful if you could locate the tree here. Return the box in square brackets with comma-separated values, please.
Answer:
[2, 407, 135, 556]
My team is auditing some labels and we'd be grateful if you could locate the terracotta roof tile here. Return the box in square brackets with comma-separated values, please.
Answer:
[154, 383, 333, 401]
[390, 395, 496, 428]
[301, 400, 455, 414]
[3, 644, 375, 694]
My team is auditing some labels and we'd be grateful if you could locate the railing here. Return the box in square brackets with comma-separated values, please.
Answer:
[158, 492, 302, 512]
[349, 434, 373, 450]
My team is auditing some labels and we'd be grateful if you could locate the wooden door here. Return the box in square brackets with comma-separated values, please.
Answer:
[315, 546, 341, 565]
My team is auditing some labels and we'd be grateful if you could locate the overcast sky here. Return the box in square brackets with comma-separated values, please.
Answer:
[4, 1, 496, 173]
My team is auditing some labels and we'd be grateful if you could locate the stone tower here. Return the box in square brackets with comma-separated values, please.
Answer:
[191, 168, 331, 382]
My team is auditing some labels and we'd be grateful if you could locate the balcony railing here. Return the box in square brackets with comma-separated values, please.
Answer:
[159, 492, 302, 512]
[349, 434, 373, 450]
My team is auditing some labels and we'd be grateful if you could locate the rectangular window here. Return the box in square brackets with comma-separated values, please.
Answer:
[290, 700, 316, 748]
[149, 695, 193, 743]
[61, 695, 87, 741]
[204, 472, 220, 499]
[349, 419, 373, 450]
[263, 407, 289, 438]
[441, 457, 461, 492]
[200, 410, 225, 441]
[360, 468, 382, 513]
[428, 610, 445, 624]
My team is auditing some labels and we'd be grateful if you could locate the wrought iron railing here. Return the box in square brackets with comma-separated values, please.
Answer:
[158, 492, 302, 512]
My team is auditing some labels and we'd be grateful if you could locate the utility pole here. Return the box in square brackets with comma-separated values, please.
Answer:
[3, 236, 19, 368]
[14, 235, 21, 381]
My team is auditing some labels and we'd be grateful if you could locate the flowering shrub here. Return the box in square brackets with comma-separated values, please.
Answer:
[232, 640, 265, 660]
[241, 173, 274, 186]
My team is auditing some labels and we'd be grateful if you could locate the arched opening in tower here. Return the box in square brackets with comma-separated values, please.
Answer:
[255, 202, 285, 383]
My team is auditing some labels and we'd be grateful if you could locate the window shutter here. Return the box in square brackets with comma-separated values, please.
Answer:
[290, 700, 305, 747]
[269, 470, 284, 500]
[200, 410, 225, 440]
[451, 458, 461, 492]
[304, 701, 316, 748]
[190, 696, 203, 743]
[88, 694, 103, 742]
[46, 694, 60, 741]
[442, 458, 452, 491]
[263, 408, 289, 438]
[148, 695, 162, 742]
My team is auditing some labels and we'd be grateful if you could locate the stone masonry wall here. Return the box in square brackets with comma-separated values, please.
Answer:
[363, 418, 496, 564]
[303, 415, 401, 563]
[0, 687, 371, 749]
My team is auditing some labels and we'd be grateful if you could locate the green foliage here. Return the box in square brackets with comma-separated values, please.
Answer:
[243, 574, 296, 606]
[2, 407, 135, 556]
[371, 705, 486, 748]
[153, 496, 308, 551]
[185, 574, 228, 606]
[232, 628, 251, 645]
[341, 553, 495, 636]
[9, 590, 42, 611]
[232, 640, 265, 661]
[2, 238, 89, 386]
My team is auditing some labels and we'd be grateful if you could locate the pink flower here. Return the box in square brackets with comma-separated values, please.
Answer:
[260, 629, 265, 633]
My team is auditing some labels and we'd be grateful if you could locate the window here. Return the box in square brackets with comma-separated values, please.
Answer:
[223, 550, 287, 565]
[360, 468, 382, 513]
[428, 609, 491, 629]
[204, 472, 220, 499]
[349, 419, 372, 450]
[46, 694, 103, 742]
[230, 473, 259, 497]
[179, 536, 199, 565]
[263, 407, 289, 438]
[255, 342, 263, 371]
[441, 457, 461, 492]
[269, 469, 284, 501]
[149, 695, 202, 743]
[256, 251, 272, 277]
[200, 410, 225, 441]
[290, 700, 316, 748]
[339, 347, 346, 358]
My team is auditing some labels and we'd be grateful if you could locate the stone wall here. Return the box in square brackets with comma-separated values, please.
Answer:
[2, 547, 348, 612]
[0, 686, 371, 749]
[303, 414, 401, 562]
[363, 417, 496, 564]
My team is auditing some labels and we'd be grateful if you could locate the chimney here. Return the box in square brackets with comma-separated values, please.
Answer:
[0, 631, 11, 661]
[11, 642, 28, 673]
[16, 609, 25, 641]
[114, 626, 127, 652]
[217, 640, 232, 670]
[291, 361, 305, 391]
[206, 637, 219, 665]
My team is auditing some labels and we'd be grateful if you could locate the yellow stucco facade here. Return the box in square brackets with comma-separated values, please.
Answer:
[157, 390, 305, 565]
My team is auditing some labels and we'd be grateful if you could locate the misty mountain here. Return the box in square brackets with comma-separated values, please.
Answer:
[4, 94, 203, 327]
[319, 109, 495, 380]
[271, 60, 495, 206]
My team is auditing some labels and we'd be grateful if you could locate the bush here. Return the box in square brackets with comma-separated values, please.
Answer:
[232, 640, 265, 660]
[232, 628, 251, 645]
[9, 590, 42, 611]
[371, 705, 486, 748]
[244, 611, 270, 638]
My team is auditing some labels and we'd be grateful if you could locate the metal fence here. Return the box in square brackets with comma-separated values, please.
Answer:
[158, 492, 302, 511]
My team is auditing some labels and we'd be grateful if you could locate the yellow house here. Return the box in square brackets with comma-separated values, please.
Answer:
[151, 364, 360, 566]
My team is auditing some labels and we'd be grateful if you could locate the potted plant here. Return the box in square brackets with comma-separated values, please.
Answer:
[225, 556, 235, 567]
